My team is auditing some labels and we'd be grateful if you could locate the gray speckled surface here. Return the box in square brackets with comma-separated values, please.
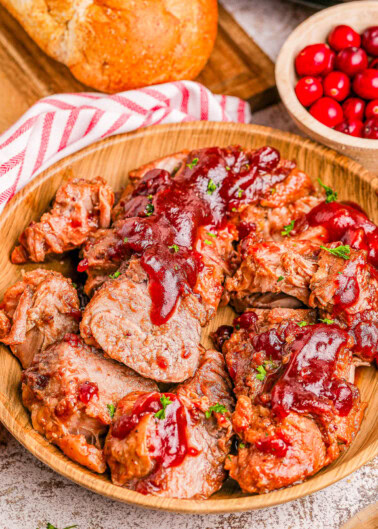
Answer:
[1, 1, 377, 528]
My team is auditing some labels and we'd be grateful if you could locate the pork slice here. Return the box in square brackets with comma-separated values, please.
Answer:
[222, 308, 317, 399]
[105, 349, 235, 499]
[0, 269, 80, 367]
[226, 239, 319, 311]
[22, 337, 157, 473]
[12, 174, 114, 264]
[80, 258, 203, 383]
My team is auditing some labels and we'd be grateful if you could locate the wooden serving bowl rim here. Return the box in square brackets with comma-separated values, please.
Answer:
[275, 0, 378, 152]
[0, 121, 377, 513]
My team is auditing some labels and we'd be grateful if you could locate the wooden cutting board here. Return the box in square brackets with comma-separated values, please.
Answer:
[0, 4, 277, 133]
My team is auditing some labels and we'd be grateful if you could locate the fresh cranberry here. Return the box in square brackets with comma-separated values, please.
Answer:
[342, 98, 365, 121]
[323, 49, 336, 75]
[295, 44, 334, 77]
[295, 76, 323, 107]
[334, 118, 363, 137]
[363, 117, 378, 139]
[353, 69, 378, 100]
[323, 71, 350, 101]
[310, 97, 344, 127]
[361, 26, 378, 57]
[233, 312, 258, 330]
[371, 58, 378, 69]
[328, 25, 361, 51]
[335, 47, 368, 77]
[366, 99, 378, 118]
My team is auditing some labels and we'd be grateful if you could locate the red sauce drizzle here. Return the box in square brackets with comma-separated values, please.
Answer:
[78, 381, 99, 404]
[271, 324, 357, 419]
[96, 146, 292, 325]
[112, 392, 195, 472]
[77, 258, 89, 273]
[233, 312, 258, 330]
[255, 431, 291, 457]
[305, 201, 378, 268]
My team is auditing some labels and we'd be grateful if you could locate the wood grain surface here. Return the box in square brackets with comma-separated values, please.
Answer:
[0, 122, 376, 514]
[0, 4, 276, 134]
[340, 502, 378, 529]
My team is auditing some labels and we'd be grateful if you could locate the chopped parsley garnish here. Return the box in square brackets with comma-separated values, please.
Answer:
[72, 282, 77, 289]
[154, 395, 172, 420]
[207, 232, 217, 238]
[226, 166, 231, 171]
[231, 207, 237, 212]
[277, 276, 284, 282]
[256, 365, 267, 381]
[281, 220, 295, 236]
[168, 244, 179, 253]
[297, 321, 308, 327]
[171, 165, 180, 176]
[204, 239, 212, 245]
[107, 404, 115, 418]
[237, 188, 243, 198]
[270, 188, 276, 194]
[243, 164, 250, 171]
[147, 194, 153, 200]
[145, 203, 154, 216]
[319, 318, 335, 324]
[320, 244, 350, 260]
[207, 179, 217, 195]
[239, 442, 245, 449]
[123, 237, 128, 243]
[263, 359, 278, 370]
[205, 403, 228, 419]
[318, 178, 338, 203]
[187, 157, 199, 169]
[45, 525, 77, 529]
[109, 270, 120, 279]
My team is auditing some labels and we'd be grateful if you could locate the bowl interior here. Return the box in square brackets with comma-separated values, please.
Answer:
[0, 121, 377, 513]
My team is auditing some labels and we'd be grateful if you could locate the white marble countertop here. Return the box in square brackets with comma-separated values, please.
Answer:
[1, 1, 377, 528]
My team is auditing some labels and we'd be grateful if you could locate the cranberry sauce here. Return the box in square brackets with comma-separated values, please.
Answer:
[78, 381, 99, 404]
[271, 324, 356, 420]
[105, 146, 292, 325]
[112, 392, 194, 469]
[305, 201, 378, 268]
[255, 430, 291, 457]
[211, 325, 234, 351]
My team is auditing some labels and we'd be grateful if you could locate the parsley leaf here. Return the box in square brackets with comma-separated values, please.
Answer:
[319, 318, 335, 324]
[107, 404, 115, 418]
[297, 321, 308, 327]
[318, 178, 338, 203]
[45, 525, 77, 529]
[147, 194, 153, 200]
[154, 395, 173, 420]
[168, 244, 179, 253]
[277, 276, 284, 282]
[239, 442, 245, 449]
[320, 244, 350, 260]
[281, 220, 295, 236]
[187, 157, 199, 169]
[207, 232, 217, 238]
[109, 270, 120, 279]
[231, 207, 237, 212]
[72, 283, 77, 289]
[226, 166, 231, 171]
[270, 188, 276, 195]
[255, 365, 267, 381]
[204, 239, 212, 245]
[237, 188, 243, 198]
[207, 179, 217, 195]
[145, 203, 154, 216]
[205, 403, 228, 419]
[123, 237, 128, 243]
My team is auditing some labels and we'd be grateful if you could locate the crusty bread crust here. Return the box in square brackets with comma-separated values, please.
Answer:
[1, 0, 218, 92]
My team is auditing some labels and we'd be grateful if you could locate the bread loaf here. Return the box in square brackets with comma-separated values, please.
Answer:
[1, 0, 218, 92]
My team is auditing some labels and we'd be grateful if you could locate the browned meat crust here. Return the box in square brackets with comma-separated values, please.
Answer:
[11, 174, 114, 264]
[0, 269, 80, 368]
[22, 337, 157, 473]
[105, 349, 235, 499]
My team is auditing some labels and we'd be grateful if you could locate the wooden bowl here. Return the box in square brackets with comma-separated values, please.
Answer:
[275, 1, 378, 174]
[0, 122, 377, 513]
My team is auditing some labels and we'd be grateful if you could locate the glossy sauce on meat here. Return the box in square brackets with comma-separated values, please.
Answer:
[112, 392, 197, 471]
[304, 201, 378, 268]
[78, 147, 292, 325]
[271, 324, 356, 419]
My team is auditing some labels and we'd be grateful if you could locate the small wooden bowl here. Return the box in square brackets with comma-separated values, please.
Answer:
[0, 122, 377, 513]
[275, 1, 378, 174]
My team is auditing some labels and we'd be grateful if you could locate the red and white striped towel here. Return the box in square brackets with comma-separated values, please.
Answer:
[0, 81, 251, 213]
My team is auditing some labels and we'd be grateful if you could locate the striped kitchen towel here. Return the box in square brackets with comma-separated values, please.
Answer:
[0, 81, 251, 213]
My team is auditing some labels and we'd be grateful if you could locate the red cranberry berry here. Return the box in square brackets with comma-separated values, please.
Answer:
[353, 69, 378, 100]
[366, 99, 378, 118]
[233, 312, 258, 330]
[363, 117, 378, 139]
[342, 98, 365, 121]
[310, 97, 344, 127]
[335, 47, 368, 77]
[295, 76, 323, 107]
[328, 25, 361, 51]
[295, 44, 334, 76]
[323, 71, 350, 101]
[361, 26, 378, 57]
[335, 118, 363, 137]
[370, 58, 378, 69]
